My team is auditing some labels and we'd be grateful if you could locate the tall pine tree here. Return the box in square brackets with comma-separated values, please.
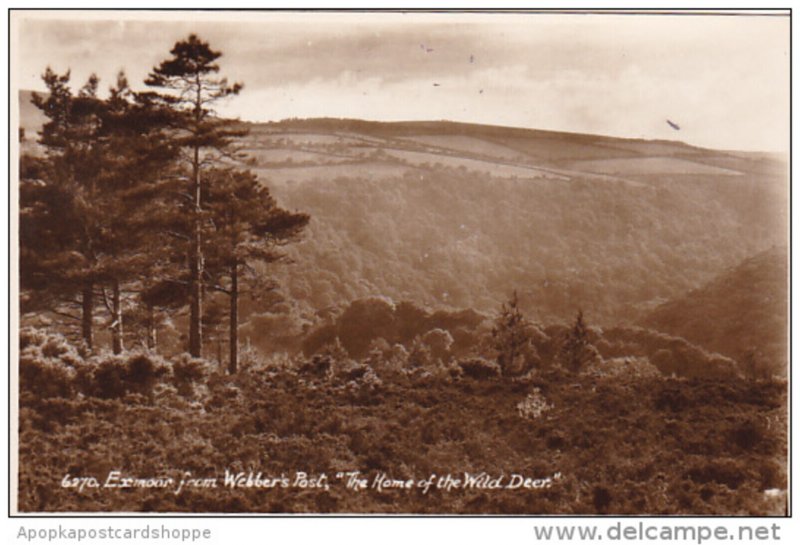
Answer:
[144, 34, 244, 358]
[21, 69, 106, 349]
[204, 168, 309, 373]
[92, 72, 181, 353]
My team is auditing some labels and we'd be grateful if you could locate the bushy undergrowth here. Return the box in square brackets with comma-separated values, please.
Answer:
[17, 328, 786, 514]
[516, 388, 552, 420]
[302, 297, 742, 383]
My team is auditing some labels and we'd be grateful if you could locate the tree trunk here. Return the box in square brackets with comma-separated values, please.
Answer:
[111, 279, 124, 354]
[81, 282, 93, 350]
[188, 241, 202, 357]
[188, 144, 203, 358]
[146, 303, 157, 351]
[229, 261, 239, 374]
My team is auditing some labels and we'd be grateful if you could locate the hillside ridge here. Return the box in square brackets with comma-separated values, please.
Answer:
[642, 246, 788, 375]
[20, 89, 786, 163]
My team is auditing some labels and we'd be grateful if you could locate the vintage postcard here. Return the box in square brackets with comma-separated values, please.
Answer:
[9, 9, 789, 515]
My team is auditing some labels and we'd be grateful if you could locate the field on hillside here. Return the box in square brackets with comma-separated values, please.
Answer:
[229, 119, 787, 329]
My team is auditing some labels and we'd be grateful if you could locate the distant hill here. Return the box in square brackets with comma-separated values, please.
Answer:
[18, 91, 788, 331]
[246, 117, 787, 180]
[18, 90, 47, 141]
[642, 246, 788, 376]
[246, 118, 786, 326]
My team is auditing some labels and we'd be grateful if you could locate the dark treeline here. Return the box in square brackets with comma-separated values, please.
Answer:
[19, 34, 309, 372]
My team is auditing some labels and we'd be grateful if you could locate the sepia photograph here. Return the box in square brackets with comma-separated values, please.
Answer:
[9, 9, 789, 515]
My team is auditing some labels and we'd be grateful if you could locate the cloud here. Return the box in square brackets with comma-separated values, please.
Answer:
[14, 12, 789, 151]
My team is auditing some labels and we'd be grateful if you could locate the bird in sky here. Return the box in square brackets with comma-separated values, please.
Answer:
[666, 119, 681, 131]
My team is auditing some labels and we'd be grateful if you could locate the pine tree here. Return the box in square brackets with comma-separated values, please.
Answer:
[21, 69, 106, 349]
[204, 168, 309, 373]
[559, 310, 601, 372]
[490, 291, 539, 376]
[91, 72, 181, 354]
[21, 69, 180, 353]
[144, 34, 245, 358]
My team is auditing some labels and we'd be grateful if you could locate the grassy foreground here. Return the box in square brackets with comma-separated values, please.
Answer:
[17, 331, 786, 515]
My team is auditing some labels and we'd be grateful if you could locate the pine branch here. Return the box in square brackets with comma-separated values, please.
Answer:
[165, 230, 191, 241]
[50, 309, 82, 321]
[207, 283, 232, 295]
[100, 286, 113, 314]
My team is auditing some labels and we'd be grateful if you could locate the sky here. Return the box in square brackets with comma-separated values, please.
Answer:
[12, 11, 790, 152]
